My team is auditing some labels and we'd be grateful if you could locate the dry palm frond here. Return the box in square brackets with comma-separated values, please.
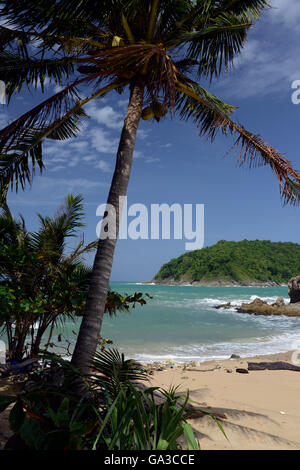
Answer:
[177, 80, 300, 205]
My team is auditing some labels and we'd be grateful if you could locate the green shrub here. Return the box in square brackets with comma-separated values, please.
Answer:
[0, 349, 213, 450]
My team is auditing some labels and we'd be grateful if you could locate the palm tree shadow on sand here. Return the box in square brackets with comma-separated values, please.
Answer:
[186, 405, 300, 450]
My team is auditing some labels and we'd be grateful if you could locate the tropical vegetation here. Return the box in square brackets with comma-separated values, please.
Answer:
[0, 195, 149, 361]
[1, 0, 300, 376]
[0, 349, 206, 450]
[154, 239, 300, 284]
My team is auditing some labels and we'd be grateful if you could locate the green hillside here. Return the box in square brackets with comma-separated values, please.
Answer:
[154, 240, 300, 285]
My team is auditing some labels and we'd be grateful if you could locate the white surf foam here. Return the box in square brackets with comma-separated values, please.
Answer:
[126, 329, 300, 364]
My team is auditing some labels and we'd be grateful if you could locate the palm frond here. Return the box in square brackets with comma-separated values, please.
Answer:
[226, 123, 300, 206]
[0, 0, 114, 33]
[0, 79, 124, 191]
[147, 0, 160, 41]
[168, 13, 252, 79]
[176, 80, 236, 137]
[1, 0, 294, 208]
[215, 0, 270, 20]
[0, 211, 21, 245]
[46, 107, 88, 140]
[90, 348, 147, 398]
[0, 82, 81, 150]
[64, 238, 98, 265]
[0, 51, 76, 99]
[0, 132, 44, 192]
[162, 0, 268, 42]
[0, 85, 81, 191]
[0, 107, 89, 192]
[177, 81, 300, 205]
[0, 179, 9, 209]
[0, 25, 31, 58]
[30, 194, 85, 258]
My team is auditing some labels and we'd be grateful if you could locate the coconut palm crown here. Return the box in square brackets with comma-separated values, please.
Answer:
[1, 0, 300, 375]
[0, 0, 299, 202]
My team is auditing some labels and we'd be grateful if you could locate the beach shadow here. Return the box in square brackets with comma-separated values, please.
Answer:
[187, 405, 300, 449]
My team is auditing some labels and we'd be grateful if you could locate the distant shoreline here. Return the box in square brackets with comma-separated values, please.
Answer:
[143, 279, 283, 287]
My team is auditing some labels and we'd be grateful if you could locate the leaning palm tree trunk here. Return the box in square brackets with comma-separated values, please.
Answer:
[71, 81, 144, 374]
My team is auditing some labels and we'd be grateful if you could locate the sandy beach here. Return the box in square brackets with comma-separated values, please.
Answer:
[144, 350, 300, 450]
[1, 350, 300, 450]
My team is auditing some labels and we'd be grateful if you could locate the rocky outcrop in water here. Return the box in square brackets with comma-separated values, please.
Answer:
[236, 298, 300, 317]
[216, 297, 300, 317]
[288, 276, 300, 304]
[215, 276, 300, 317]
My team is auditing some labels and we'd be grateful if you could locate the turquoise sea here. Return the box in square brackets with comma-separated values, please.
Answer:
[60, 282, 300, 363]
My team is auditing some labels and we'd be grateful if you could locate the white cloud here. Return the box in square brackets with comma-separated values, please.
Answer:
[85, 102, 123, 130]
[44, 140, 68, 155]
[49, 156, 68, 163]
[40, 177, 108, 192]
[69, 140, 89, 151]
[136, 128, 150, 140]
[214, 13, 300, 100]
[48, 165, 65, 172]
[145, 157, 160, 164]
[269, 0, 300, 26]
[68, 156, 80, 167]
[117, 98, 129, 108]
[94, 160, 111, 172]
[8, 177, 109, 206]
[133, 150, 144, 159]
[82, 155, 96, 162]
[89, 127, 118, 153]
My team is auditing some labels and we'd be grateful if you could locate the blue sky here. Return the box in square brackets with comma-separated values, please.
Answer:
[2, 0, 300, 281]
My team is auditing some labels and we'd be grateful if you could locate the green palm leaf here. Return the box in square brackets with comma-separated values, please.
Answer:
[90, 348, 147, 397]
[0, 80, 124, 191]
[179, 14, 253, 78]
[0, 106, 86, 191]
[0, 51, 76, 99]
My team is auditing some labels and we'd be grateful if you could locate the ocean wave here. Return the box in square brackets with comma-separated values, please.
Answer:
[155, 294, 290, 310]
[123, 330, 300, 363]
[249, 295, 289, 303]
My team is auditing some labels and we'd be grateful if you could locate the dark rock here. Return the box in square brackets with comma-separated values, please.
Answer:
[236, 368, 249, 374]
[230, 354, 240, 359]
[288, 276, 300, 304]
[248, 361, 300, 372]
[215, 302, 232, 309]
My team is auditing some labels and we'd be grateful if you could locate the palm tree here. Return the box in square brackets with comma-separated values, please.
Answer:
[0, 194, 97, 360]
[0, 194, 149, 361]
[0, 0, 300, 374]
